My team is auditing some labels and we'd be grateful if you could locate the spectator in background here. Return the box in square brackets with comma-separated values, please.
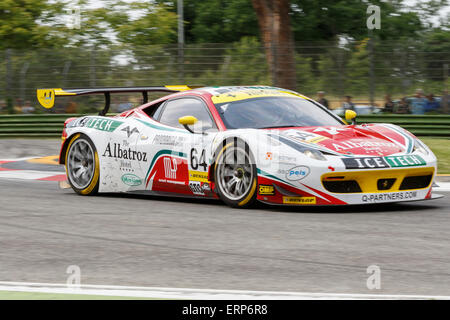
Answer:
[21, 100, 35, 114]
[424, 93, 440, 113]
[396, 97, 410, 114]
[342, 96, 355, 111]
[383, 94, 395, 113]
[317, 91, 329, 109]
[13, 98, 23, 113]
[410, 89, 427, 114]
[441, 90, 449, 114]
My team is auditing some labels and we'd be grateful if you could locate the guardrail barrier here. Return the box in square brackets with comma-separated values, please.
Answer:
[0, 114, 449, 138]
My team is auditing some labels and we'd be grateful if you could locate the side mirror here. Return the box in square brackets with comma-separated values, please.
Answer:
[178, 115, 199, 133]
[345, 110, 357, 125]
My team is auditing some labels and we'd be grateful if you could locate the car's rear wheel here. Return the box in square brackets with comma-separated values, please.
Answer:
[214, 141, 257, 208]
[65, 133, 99, 195]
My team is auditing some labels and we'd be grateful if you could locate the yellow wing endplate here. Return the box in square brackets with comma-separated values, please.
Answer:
[36, 88, 76, 109]
[37, 89, 55, 109]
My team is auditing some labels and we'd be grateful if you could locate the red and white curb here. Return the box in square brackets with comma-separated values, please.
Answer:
[0, 281, 449, 300]
[0, 159, 66, 182]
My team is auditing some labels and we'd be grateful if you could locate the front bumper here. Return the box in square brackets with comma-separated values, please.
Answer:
[256, 166, 438, 206]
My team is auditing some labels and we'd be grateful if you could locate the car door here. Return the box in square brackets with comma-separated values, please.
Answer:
[140, 96, 219, 196]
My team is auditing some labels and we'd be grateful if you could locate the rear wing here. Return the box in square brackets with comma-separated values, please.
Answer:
[36, 85, 198, 116]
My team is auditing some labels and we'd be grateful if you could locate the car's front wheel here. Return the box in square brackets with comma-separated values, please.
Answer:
[65, 133, 99, 195]
[214, 141, 257, 208]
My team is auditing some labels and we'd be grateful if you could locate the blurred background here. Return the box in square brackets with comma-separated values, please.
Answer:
[0, 0, 449, 115]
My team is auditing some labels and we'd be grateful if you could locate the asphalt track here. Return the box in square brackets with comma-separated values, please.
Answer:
[0, 140, 450, 296]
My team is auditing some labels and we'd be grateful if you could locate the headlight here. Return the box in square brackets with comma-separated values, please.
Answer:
[303, 149, 327, 161]
[413, 139, 429, 155]
[276, 135, 328, 161]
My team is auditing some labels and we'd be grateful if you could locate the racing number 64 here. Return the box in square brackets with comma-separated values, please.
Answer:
[190, 148, 207, 171]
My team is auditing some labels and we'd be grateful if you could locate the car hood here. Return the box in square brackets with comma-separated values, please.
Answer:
[270, 124, 412, 156]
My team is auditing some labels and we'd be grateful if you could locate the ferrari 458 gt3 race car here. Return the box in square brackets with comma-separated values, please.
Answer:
[37, 85, 442, 208]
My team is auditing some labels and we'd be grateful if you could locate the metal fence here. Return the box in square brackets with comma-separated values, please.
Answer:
[1, 39, 449, 114]
[1, 114, 449, 138]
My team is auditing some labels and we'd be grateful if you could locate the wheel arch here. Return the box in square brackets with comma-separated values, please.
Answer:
[59, 131, 95, 165]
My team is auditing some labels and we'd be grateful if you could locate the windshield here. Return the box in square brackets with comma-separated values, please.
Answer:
[214, 96, 343, 129]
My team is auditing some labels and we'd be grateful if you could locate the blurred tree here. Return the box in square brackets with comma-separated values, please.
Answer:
[113, 2, 177, 45]
[346, 40, 370, 95]
[59, 1, 176, 48]
[289, 0, 424, 42]
[422, 29, 450, 82]
[199, 37, 270, 86]
[412, 0, 449, 29]
[0, 0, 66, 49]
[251, 0, 297, 91]
[158, 0, 259, 43]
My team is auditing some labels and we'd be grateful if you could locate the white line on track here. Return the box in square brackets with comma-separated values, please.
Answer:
[0, 156, 38, 162]
[0, 281, 449, 300]
[435, 182, 450, 192]
[0, 170, 64, 180]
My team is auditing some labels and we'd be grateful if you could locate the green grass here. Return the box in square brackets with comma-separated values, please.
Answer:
[0, 290, 152, 300]
[420, 138, 450, 174]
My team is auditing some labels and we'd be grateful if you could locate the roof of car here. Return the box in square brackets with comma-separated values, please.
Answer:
[195, 86, 309, 104]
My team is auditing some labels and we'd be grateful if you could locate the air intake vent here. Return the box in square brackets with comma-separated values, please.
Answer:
[323, 180, 362, 193]
[399, 175, 433, 190]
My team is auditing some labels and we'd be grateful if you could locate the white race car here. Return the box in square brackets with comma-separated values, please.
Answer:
[37, 85, 441, 208]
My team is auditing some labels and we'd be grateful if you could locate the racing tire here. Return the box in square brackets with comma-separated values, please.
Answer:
[214, 140, 257, 208]
[65, 133, 100, 196]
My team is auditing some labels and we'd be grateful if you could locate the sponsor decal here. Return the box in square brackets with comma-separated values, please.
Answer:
[163, 157, 178, 179]
[279, 155, 297, 163]
[342, 155, 426, 169]
[103, 143, 148, 162]
[313, 127, 348, 135]
[37, 89, 55, 109]
[210, 88, 305, 104]
[333, 140, 397, 152]
[121, 174, 142, 186]
[265, 152, 273, 160]
[385, 155, 426, 168]
[283, 130, 328, 144]
[342, 157, 389, 169]
[121, 126, 139, 138]
[362, 191, 418, 203]
[120, 160, 133, 172]
[153, 134, 186, 146]
[158, 179, 185, 185]
[286, 165, 310, 181]
[284, 130, 317, 140]
[82, 117, 123, 132]
[259, 185, 275, 195]
[307, 136, 327, 144]
[189, 170, 209, 183]
[189, 181, 204, 195]
[283, 196, 316, 205]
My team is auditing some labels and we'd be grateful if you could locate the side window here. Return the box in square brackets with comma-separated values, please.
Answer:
[158, 98, 216, 130]
[151, 101, 165, 119]
[143, 100, 165, 118]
